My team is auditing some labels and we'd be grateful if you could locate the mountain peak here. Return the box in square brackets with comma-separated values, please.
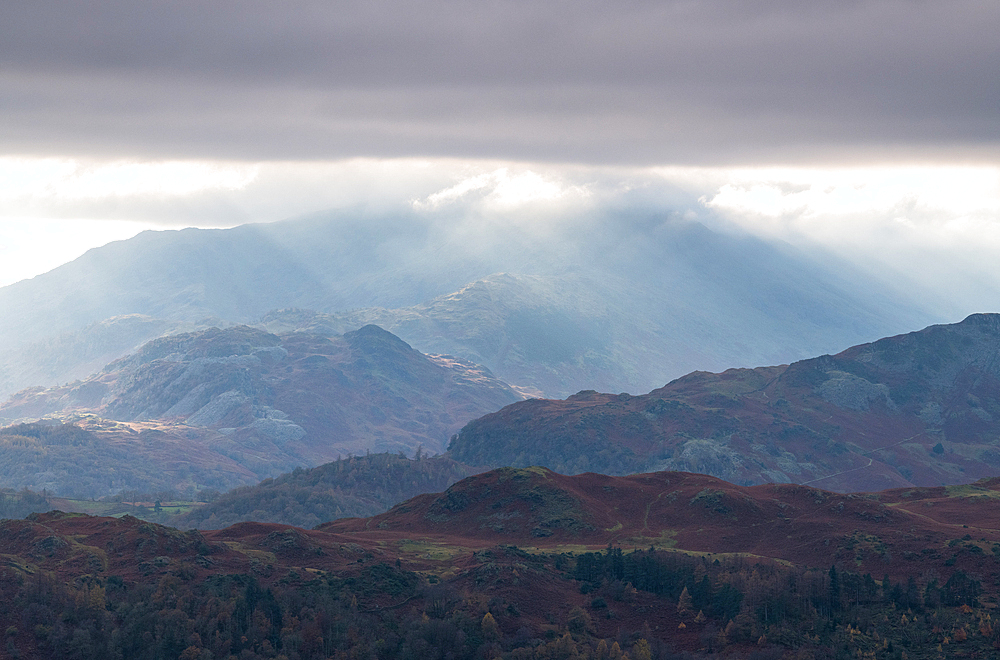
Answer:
[344, 324, 415, 351]
[958, 312, 1000, 330]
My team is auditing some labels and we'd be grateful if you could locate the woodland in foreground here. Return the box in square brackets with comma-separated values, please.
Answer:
[1, 543, 994, 660]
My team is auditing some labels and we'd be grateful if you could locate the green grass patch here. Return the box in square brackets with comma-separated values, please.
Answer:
[620, 529, 678, 549]
[396, 539, 465, 562]
[518, 543, 595, 555]
[945, 484, 1000, 499]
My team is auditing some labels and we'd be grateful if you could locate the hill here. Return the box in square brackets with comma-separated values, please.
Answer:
[0, 325, 520, 496]
[0, 418, 265, 498]
[4, 468, 1000, 658]
[173, 452, 484, 530]
[322, 466, 1000, 583]
[450, 313, 1000, 492]
[0, 452, 484, 528]
[0, 212, 938, 399]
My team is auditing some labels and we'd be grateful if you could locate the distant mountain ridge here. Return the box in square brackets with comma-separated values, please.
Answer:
[0, 314, 197, 399]
[450, 313, 1000, 492]
[259, 262, 938, 398]
[0, 211, 940, 399]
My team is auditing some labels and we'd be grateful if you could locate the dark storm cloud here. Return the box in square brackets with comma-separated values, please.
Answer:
[1, 0, 997, 164]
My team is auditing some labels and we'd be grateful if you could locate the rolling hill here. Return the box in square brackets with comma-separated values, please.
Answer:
[3, 467, 1000, 659]
[322, 466, 1000, 583]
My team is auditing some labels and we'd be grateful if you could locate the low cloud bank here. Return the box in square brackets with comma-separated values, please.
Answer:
[2, 157, 999, 324]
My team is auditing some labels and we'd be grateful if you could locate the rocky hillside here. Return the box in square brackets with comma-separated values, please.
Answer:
[0, 418, 263, 498]
[450, 314, 1000, 492]
[0, 325, 520, 496]
[0, 314, 197, 400]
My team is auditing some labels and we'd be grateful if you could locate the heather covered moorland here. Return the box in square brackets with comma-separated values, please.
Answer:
[2, 468, 1000, 659]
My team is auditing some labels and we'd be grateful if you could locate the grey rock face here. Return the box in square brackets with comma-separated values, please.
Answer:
[818, 371, 897, 412]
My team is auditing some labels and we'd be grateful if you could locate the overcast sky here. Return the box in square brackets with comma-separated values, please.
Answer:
[3, 0, 997, 163]
[1, 0, 999, 312]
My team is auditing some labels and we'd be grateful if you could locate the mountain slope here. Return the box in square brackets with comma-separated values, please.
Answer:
[0, 325, 520, 496]
[0, 314, 196, 399]
[0, 418, 264, 497]
[0, 212, 939, 399]
[261, 248, 938, 399]
[450, 313, 1000, 492]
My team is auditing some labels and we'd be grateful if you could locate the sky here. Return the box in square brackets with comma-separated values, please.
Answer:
[1, 0, 999, 314]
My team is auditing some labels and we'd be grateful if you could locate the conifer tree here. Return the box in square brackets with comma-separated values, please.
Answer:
[481, 612, 500, 641]
[677, 586, 693, 614]
[828, 566, 841, 612]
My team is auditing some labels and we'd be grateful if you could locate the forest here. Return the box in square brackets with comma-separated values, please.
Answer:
[0, 542, 995, 660]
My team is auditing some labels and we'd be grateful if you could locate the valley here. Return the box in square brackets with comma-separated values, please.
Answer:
[3, 2, 995, 656]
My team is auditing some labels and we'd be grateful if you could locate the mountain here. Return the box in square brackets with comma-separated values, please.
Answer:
[0, 211, 523, 355]
[0, 325, 520, 496]
[0, 211, 940, 399]
[449, 314, 1000, 492]
[0, 213, 492, 399]
[3, 468, 1000, 659]
[260, 250, 938, 399]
